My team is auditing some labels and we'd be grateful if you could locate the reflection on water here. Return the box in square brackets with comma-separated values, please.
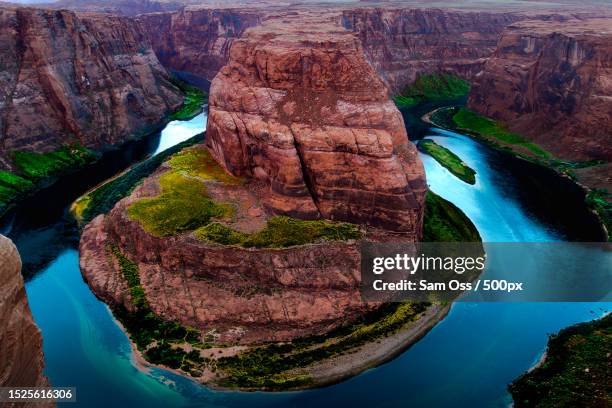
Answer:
[13, 122, 610, 407]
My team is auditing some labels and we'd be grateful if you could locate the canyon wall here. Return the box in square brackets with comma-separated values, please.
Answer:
[469, 18, 612, 162]
[0, 235, 52, 407]
[206, 12, 426, 232]
[0, 7, 183, 169]
[341, 8, 523, 92]
[138, 8, 262, 81]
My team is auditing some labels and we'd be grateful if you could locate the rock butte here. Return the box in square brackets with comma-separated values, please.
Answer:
[206, 12, 427, 232]
[80, 12, 426, 345]
[0, 234, 53, 408]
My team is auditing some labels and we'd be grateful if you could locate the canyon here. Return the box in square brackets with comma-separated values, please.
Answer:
[0, 234, 52, 407]
[0, 6, 182, 170]
[468, 18, 612, 166]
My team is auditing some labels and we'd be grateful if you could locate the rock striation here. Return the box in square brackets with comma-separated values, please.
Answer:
[0, 234, 52, 407]
[80, 174, 368, 344]
[206, 12, 427, 233]
[138, 8, 262, 81]
[0, 7, 183, 169]
[469, 18, 612, 162]
[341, 8, 524, 92]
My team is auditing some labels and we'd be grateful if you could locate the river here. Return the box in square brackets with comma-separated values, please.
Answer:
[4, 111, 609, 407]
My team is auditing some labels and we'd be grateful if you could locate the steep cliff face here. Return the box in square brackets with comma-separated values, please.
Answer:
[0, 7, 183, 168]
[0, 235, 52, 407]
[469, 18, 612, 162]
[341, 8, 523, 92]
[138, 8, 262, 81]
[206, 12, 426, 233]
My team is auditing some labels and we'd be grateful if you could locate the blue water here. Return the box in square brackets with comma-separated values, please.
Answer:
[22, 125, 609, 407]
[153, 110, 207, 155]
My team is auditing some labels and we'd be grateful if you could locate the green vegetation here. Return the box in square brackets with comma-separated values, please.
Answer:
[76, 133, 205, 225]
[394, 74, 470, 108]
[108, 244, 206, 376]
[423, 191, 481, 242]
[167, 147, 241, 185]
[216, 302, 430, 389]
[126, 144, 360, 246]
[169, 78, 207, 121]
[509, 313, 611, 407]
[418, 139, 476, 184]
[128, 171, 232, 236]
[12, 144, 97, 180]
[0, 144, 97, 216]
[586, 189, 612, 241]
[0, 171, 35, 212]
[196, 216, 362, 248]
[452, 108, 550, 158]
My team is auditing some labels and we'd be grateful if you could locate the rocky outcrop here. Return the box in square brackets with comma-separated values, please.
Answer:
[0, 235, 52, 407]
[469, 18, 612, 162]
[206, 12, 427, 233]
[0, 7, 183, 169]
[80, 168, 372, 344]
[138, 8, 262, 81]
[341, 8, 524, 92]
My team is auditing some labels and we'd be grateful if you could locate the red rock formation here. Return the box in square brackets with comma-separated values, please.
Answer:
[0, 7, 183, 169]
[469, 18, 612, 162]
[0, 234, 53, 408]
[206, 12, 426, 233]
[80, 169, 370, 344]
[138, 8, 262, 81]
[341, 8, 524, 92]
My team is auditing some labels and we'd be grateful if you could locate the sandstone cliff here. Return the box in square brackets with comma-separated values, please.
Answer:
[138, 8, 262, 81]
[341, 8, 523, 92]
[0, 234, 52, 407]
[0, 7, 183, 169]
[469, 18, 612, 163]
[206, 12, 426, 232]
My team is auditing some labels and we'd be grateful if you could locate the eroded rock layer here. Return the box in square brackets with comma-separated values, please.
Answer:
[0, 235, 52, 408]
[469, 18, 612, 162]
[139, 8, 262, 81]
[341, 8, 524, 92]
[0, 7, 182, 168]
[206, 13, 427, 233]
[80, 167, 370, 344]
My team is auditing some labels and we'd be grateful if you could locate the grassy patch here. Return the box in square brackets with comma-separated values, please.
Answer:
[77, 133, 204, 225]
[394, 74, 470, 108]
[167, 147, 242, 185]
[509, 313, 611, 407]
[423, 191, 481, 242]
[418, 139, 476, 184]
[12, 144, 97, 181]
[127, 171, 231, 237]
[196, 216, 362, 248]
[0, 145, 97, 216]
[216, 302, 430, 389]
[452, 108, 550, 158]
[169, 79, 207, 121]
